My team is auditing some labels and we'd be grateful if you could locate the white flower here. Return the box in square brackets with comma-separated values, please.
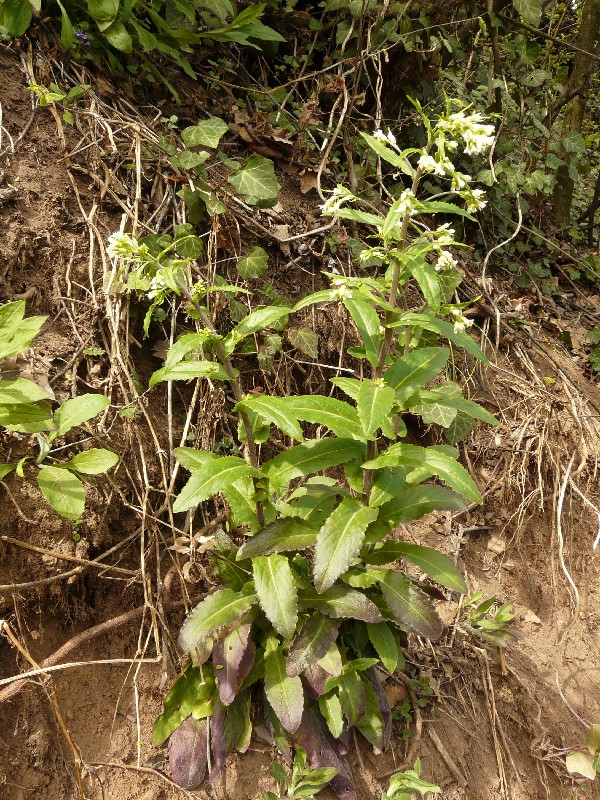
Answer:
[450, 308, 474, 334]
[320, 185, 355, 215]
[373, 128, 397, 147]
[417, 152, 447, 177]
[435, 250, 457, 271]
[396, 188, 417, 216]
[147, 273, 167, 300]
[330, 285, 353, 301]
[107, 231, 142, 261]
[436, 110, 495, 156]
[450, 171, 471, 190]
[465, 188, 487, 212]
[433, 223, 456, 246]
[373, 129, 387, 141]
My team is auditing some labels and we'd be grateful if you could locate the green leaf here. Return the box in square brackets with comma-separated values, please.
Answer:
[252, 554, 298, 640]
[419, 200, 476, 221]
[445, 411, 476, 445]
[284, 396, 365, 439]
[237, 517, 317, 559]
[170, 150, 210, 170]
[225, 306, 291, 351]
[54, 394, 110, 437]
[356, 380, 396, 437]
[287, 327, 319, 359]
[319, 691, 345, 739]
[56, 0, 75, 47]
[174, 447, 216, 471]
[565, 752, 596, 781]
[343, 298, 382, 365]
[377, 484, 466, 526]
[384, 347, 449, 403]
[173, 456, 259, 512]
[363, 443, 482, 504]
[37, 465, 85, 520]
[513, 0, 542, 26]
[0, 402, 54, 433]
[314, 499, 379, 592]
[174, 223, 204, 259]
[163, 332, 213, 369]
[0, 301, 46, 360]
[586, 724, 600, 754]
[364, 542, 466, 592]
[287, 613, 340, 677]
[336, 670, 366, 726]
[2, 0, 32, 35]
[227, 154, 281, 207]
[0, 464, 18, 479]
[237, 246, 269, 279]
[60, 448, 119, 475]
[236, 395, 303, 440]
[360, 132, 414, 174]
[182, 117, 229, 149]
[103, 19, 132, 52]
[264, 635, 304, 733]
[355, 676, 385, 750]
[153, 664, 214, 745]
[302, 585, 383, 623]
[407, 258, 440, 312]
[262, 438, 365, 493]
[369, 468, 406, 508]
[330, 377, 362, 401]
[392, 313, 487, 363]
[378, 571, 443, 640]
[178, 586, 257, 653]
[367, 622, 399, 673]
[412, 388, 499, 427]
[87, 0, 118, 28]
[0, 378, 49, 404]
[149, 361, 229, 388]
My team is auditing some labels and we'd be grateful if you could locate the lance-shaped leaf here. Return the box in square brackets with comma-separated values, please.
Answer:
[379, 571, 443, 640]
[54, 393, 109, 437]
[384, 347, 449, 401]
[224, 306, 291, 352]
[238, 517, 317, 560]
[369, 468, 406, 508]
[391, 313, 488, 364]
[302, 662, 333, 699]
[378, 484, 467, 524]
[367, 622, 400, 674]
[407, 257, 441, 311]
[285, 396, 365, 440]
[264, 635, 304, 733]
[153, 664, 214, 746]
[60, 448, 119, 475]
[173, 456, 260, 513]
[262, 438, 365, 493]
[302, 585, 382, 623]
[337, 670, 367, 726]
[178, 586, 257, 653]
[252, 554, 298, 640]
[412, 389, 499, 427]
[365, 666, 391, 750]
[355, 673, 385, 751]
[356, 380, 396, 438]
[293, 708, 357, 800]
[319, 690, 345, 739]
[236, 395, 303, 440]
[363, 443, 482, 504]
[209, 697, 227, 783]
[168, 716, 209, 790]
[314, 499, 379, 592]
[0, 378, 50, 404]
[230, 691, 252, 753]
[363, 542, 467, 593]
[212, 621, 255, 704]
[343, 298, 382, 366]
[287, 613, 340, 677]
[150, 360, 229, 388]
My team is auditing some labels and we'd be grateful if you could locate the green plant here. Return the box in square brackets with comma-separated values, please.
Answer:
[457, 592, 522, 647]
[0, 300, 119, 520]
[115, 101, 499, 793]
[566, 725, 600, 782]
[258, 746, 338, 800]
[27, 81, 89, 125]
[382, 759, 440, 800]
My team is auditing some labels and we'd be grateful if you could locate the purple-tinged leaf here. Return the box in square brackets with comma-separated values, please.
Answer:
[294, 707, 357, 800]
[379, 570, 443, 640]
[287, 613, 340, 677]
[337, 670, 367, 727]
[213, 621, 256, 704]
[365, 667, 391, 751]
[225, 691, 252, 754]
[169, 716, 208, 789]
[301, 585, 382, 623]
[264, 635, 304, 733]
[209, 698, 227, 783]
[337, 728, 350, 756]
[178, 586, 257, 654]
[302, 662, 331, 699]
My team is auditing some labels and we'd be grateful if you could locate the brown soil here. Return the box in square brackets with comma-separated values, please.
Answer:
[1, 38, 600, 800]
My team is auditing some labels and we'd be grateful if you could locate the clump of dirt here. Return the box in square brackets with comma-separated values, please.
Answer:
[1, 36, 600, 800]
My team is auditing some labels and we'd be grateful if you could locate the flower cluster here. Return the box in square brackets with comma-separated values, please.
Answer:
[435, 250, 458, 272]
[373, 129, 398, 149]
[320, 185, 355, 215]
[436, 111, 495, 156]
[329, 277, 353, 301]
[464, 188, 487, 213]
[450, 308, 474, 334]
[417, 152, 449, 177]
[395, 188, 418, 217]
[107, 231, 146, 262]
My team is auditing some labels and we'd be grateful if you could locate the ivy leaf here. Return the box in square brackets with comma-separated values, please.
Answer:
[178, 586, 257, 653]
[54, 394, 110, 437]
[169, 150, 211, 170]
[356, 380, 396, 438]
[227, 154, 281, 207]
[287, 326, 319, 359]
[168, 717, 209, 790]
[287, 613, 340, 677]
[364, 542, 466, 593]
[182, 117, 229, 149]
[513, 0, 542, 26]
[174, 223, 204, 259]
[264, 635, 304, 733]
[301, 585, 383, 623]
[367, 622, 400, 674]
[236, 246, 269, 279]
[173, 456, 260, 513]
[262, 438, 365, 493]
[252, 554, 298, 640]
[37, 466, 85, 520]
[237, 517, 317, 559]
[379, 571, 443, 640]
[314, 499, 379, 592]
[445, 411, 477, 445]
[59, 448, 119, 475]
[363, 443, 482, 504]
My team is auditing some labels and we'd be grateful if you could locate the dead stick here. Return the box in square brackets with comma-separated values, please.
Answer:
[428, 727, 468, 787]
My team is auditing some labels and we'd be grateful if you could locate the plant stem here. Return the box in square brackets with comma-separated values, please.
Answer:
[175, 279, 265, 527]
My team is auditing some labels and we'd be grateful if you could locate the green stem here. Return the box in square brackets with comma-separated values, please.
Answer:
[175, 279, 265, 527]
